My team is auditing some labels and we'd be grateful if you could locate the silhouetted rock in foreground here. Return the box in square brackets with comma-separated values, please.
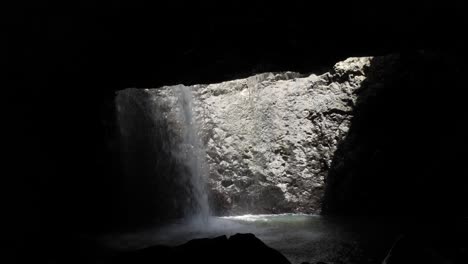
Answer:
[113, 233, 290, 264]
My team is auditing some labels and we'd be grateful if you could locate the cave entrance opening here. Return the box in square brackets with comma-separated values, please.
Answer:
[115, 62, 364, 220]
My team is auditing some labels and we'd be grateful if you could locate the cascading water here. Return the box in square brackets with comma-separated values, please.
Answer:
[115, 86, 210, 224]
[172, 85, 210, 223]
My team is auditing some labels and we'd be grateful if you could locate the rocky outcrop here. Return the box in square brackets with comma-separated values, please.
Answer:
[196, 59, 370, 215]
[135, 57, 372, 215]
[322, 51, 468, 216]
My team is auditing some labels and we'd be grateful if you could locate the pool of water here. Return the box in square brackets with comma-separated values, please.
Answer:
[99, 214, 403, 264]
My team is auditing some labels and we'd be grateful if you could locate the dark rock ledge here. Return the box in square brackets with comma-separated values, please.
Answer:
[112, 233, 291, 264]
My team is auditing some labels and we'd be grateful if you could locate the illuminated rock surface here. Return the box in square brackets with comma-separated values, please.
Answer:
[133, 57, 372, 215]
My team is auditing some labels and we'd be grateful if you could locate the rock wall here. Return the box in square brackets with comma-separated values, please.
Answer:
[139, 57, 372, 215]
[323, 52, 468, 216]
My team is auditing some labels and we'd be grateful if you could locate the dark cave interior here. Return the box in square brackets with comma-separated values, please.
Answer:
[4, 2, 468, 263]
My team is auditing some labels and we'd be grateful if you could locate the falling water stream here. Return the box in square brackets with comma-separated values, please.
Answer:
[173, 85, 210, 222]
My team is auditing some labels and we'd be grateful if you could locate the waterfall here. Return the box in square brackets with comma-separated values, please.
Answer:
[173, 85, 210, 223]
[115, 87, 210, 224]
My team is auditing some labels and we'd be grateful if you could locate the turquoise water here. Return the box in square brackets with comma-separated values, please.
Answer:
[100, 214, 402, 264]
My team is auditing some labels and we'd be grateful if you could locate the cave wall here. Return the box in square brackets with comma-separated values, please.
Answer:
[322, 51, 468, 216]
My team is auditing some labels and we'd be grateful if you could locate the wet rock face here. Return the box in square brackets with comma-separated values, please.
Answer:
[139, 57, 372, 215]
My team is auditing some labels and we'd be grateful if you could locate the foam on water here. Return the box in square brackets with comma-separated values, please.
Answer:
[220, 213, 318, 222]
